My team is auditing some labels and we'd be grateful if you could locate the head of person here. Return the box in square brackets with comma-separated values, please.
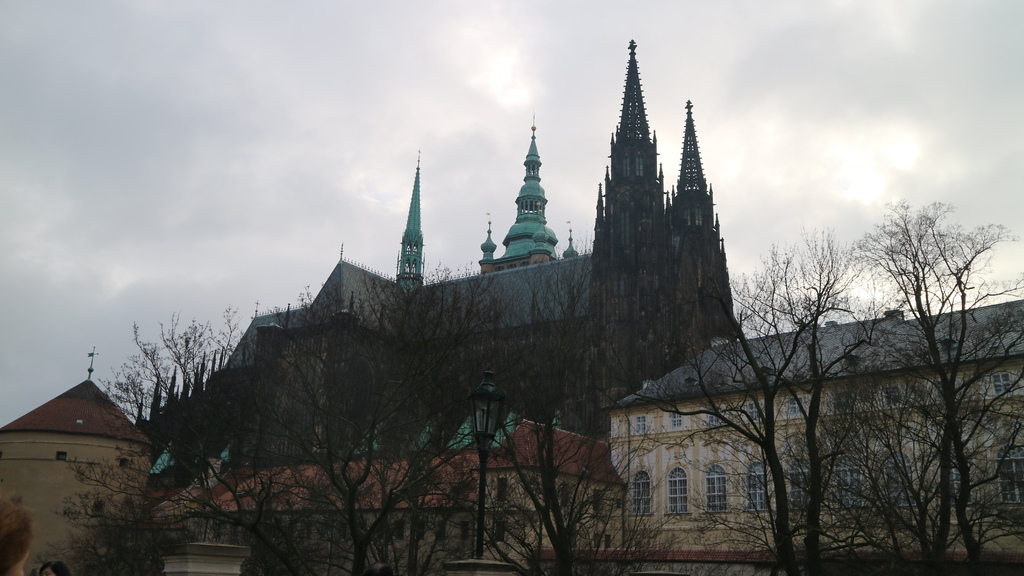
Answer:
[361, 563, 393, 576]
[0, 495, 33, 576]
[39, 563, 71, 576]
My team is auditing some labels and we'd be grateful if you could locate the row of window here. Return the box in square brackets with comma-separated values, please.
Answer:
[632, 446, 1024, 515]
[628, 372, 1019, 434]
[631, 463, 767, 515]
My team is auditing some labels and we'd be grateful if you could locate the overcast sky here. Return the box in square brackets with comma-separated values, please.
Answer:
[1, 1, 1022, 426]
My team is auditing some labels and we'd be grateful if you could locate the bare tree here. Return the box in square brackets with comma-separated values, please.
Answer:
[630, 230, 873, 576]
[853, 202, 1024, 575]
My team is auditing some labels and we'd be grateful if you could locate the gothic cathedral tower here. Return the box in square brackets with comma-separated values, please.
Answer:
[592, 41, 732, 399]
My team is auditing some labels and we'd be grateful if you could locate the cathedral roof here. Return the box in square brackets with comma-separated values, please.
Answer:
[1, 379, 148, 443]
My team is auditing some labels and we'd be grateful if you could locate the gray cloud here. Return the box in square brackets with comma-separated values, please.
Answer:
[2, 0, 1022, 424]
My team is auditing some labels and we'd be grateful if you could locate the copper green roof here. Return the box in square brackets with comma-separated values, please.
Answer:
[493, 126, 558, 262]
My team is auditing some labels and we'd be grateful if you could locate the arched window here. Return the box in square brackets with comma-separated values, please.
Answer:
[1000, 446, 1024, 503]
[747, 462, 767, 511]
[632, 471, 652, 515]
[667, 467, 688, 514]
[636, 152, 644, 177]
[706, 464, 727, 512]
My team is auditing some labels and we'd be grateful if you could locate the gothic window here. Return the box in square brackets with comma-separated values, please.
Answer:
[693, 209, 702, 226]
[747, 462, 768, 511]
[667, 467, 688, 514]
[706, 464, 728, 512]
[999, 446, 1024, 503]
[632, 471, 652, 515]
[623, 156, 631, 178]
[636, 152, 643, 176]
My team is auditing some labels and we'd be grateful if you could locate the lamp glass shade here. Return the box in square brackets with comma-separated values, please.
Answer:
[469, 370, 506, 448]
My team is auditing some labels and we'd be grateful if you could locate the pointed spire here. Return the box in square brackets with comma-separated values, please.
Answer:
[397, 156, 424, 290]
[677, 100, 708, 193]
[616, 40, 651, 144]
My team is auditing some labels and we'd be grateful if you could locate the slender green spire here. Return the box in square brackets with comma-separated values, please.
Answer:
[397, 156, 424, 290]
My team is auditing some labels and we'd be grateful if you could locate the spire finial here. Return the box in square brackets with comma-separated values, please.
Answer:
[417, 149, 421, 167]
[629, 39, 636, 56]
[532, 111, 536, 133]
[86, 347, 98, 380]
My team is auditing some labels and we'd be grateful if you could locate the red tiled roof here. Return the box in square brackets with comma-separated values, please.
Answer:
[1, 380, 148, 443]
[490, 420, 623, 485]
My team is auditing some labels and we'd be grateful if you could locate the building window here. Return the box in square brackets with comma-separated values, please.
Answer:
[747, 462, 768, 511]
[886, 454, 913, 506]
[706, 464, 727, 512]
[999, 446, 1024, 503]
[882, 385, 903, 408]
[634, 415, 648, 434]
[831, 390, 857, 414]
[667, 467, 688, 514]
[744, 402, 761, 423]
[669, 412, 683, 430]
[56, 451, 67, 461]
[785, 397, 804, 419]
[460, 520, 470, 541]
[706, 412, 723, 427]
[497, 477, 509, 502]
[836, 457, 862, 507]
[632, 471, 652, 515]
[636, 153, 643, 177]
[790, 460, 809, 508]
[992, 372, 1015, 395]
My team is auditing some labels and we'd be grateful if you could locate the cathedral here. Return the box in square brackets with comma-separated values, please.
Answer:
[154, 40, 733, 432]
[388, 39, 733, 401]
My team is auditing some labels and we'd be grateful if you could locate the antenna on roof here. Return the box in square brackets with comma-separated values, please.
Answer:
[87, 347, 98, 380]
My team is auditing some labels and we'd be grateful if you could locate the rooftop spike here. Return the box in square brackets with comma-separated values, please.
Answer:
[616, 40, 651, 144]
[397, 158, 424, 290]
[677, 100, 708, 193]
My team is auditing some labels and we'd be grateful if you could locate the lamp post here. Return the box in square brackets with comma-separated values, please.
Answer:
[469, 368, 506, 560]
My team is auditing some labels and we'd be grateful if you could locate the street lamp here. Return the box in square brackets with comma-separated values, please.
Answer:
[469, 368, 506, 559]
